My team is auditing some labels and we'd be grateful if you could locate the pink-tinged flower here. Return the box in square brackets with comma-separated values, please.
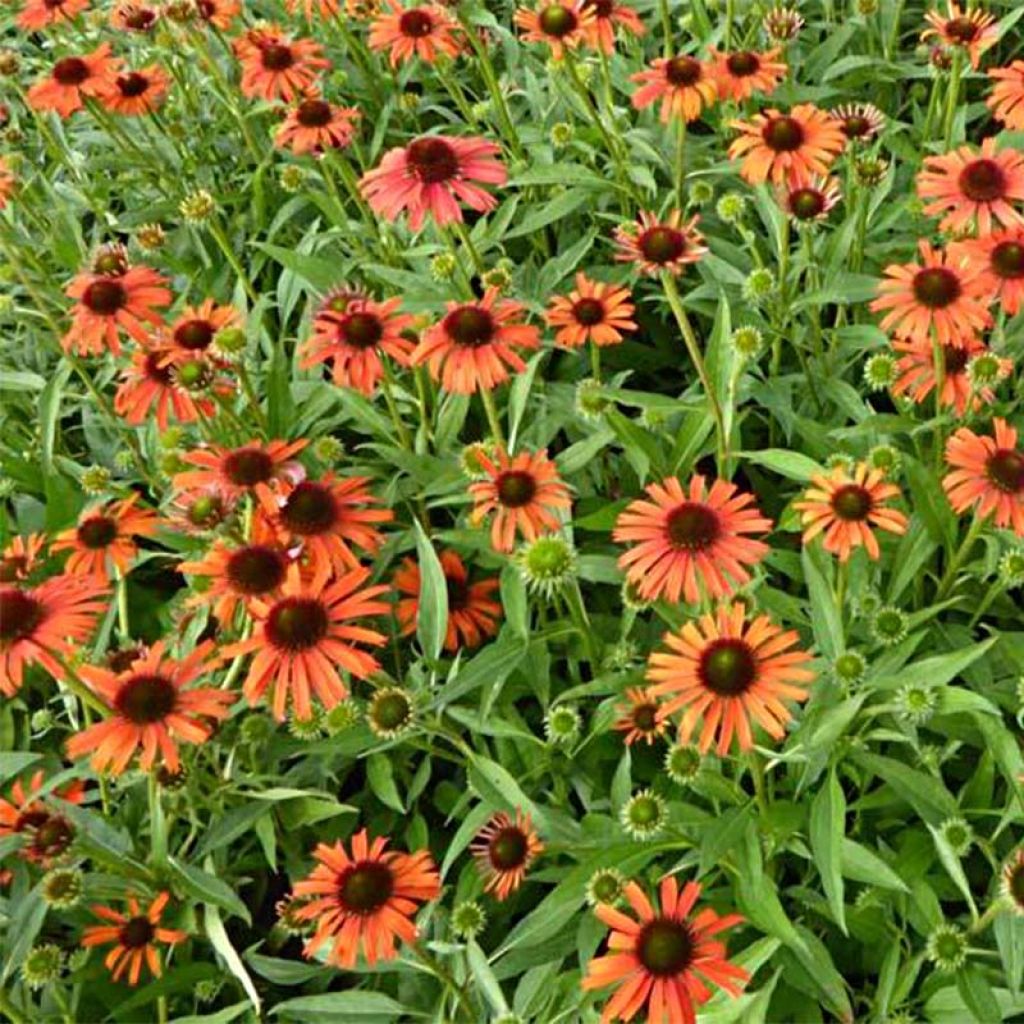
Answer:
[580, 0, 644, 54]
[275, 96, 360, 155]
[26, 46, 117, 121]
[951, 228, 1024, 315]
[368, 2, 462, 66]
[922, 2, 998, 69]
[614, 210, 706, 277]
[943, 418, 1024, 534]
[234, 25, 329, 102]
[892, 335, 1008, 416]
[359, 135, 507, 231]
[988, 61, 1024, 130]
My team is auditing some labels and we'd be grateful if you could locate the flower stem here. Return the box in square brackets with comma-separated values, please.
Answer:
[115, 571, 131, 642]
[674, 118, 688, 209]
[936, 515, 985, 600]
[943, 50, 963, 148]
[659, 0, 673, 56]
[478, 386, 506, 447]
[661, 273, 728, 471]
[148, 771, 168, 866]
[206, 218, 259, 306]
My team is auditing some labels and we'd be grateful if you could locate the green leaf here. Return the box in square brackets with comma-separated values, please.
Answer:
[802, 542, 843, 658]
[810, 768, 847, 934]
[205, 906, 260, 1013]
[196, 801, 271, 857]
[412, 519, 448, 661]
[168, 1003, 254, 1024]
[434, 633, 528, 706]
[956, 966, 1002, 1023]
[741, 448, 824, 482]
[503, 187, 592, 238]
[869, 638, 997, 691]
[366, 752, 404, 813]
[468, 940, 510, 1014]
[840, 840, 909, 892]
[271, 993, 408, 1020]
[0, 752, 41, 783]
[169, 858, 251, 924]
[929, 824, 978, 918]
[854, 752, 957, 824]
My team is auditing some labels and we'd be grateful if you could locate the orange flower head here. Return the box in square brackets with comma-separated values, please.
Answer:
[988, 61, 1024, 130]
[111, 2, 160, 32]
[0, 533, 46, 584]
[285, 0, 341, 20]
[275, 95, 360, 155]
[468, 447, 572, 552]
[0, 157, 13, 210]
[359, 134, 507, 231]
[368, 2, 462, 66]
[178, 515, 292, 624]
[411, 288, 540, 394]
[292, 829, 441, 968]
[300, 295, 415, 394]
[98, 65, 169, 116]
[580, 0, 643, 52]
[471, 810, 543, 900]
[614, 210, 706, 277]
[917, 138, 1024, 236]
[780, 173, 841, 222]
[81, 892, 187, 985]
[26, 46, 117, 120]
[922, 2, 998, 69]
[61, 260, 171, 357]
[0, 575, 108, 696]
[65, 641, 234, 775]
[258, 472, 393, 577]
[613, 474, 771, 605]
[515, 1, 594, 58]
[234, 26, 330, 102]
[546, 273, 637, 348]
[583, 877, 748, 1024]
[220, 566, 389, 720]
[114, 344, 218, 431]
[393, 549, 500, 651]
[892, 335, 1008, 416]
[18, 0, 89, 28]
[194, 0, 240, 30]
[709, 47, 787, 102]
[951, 228, 1024, 316]
[795, 461, 908, 561]
[729, 104, 846, 185]
[614, 687, 668, 746]
[631, 55, 718, 123]
[870, 240, 991, 348]
[647, 602, 815, 755]
[166, 299, 241, 355]
[943, 418, 1024, 534]
[173, 439, 308, 500]
[52, 494, 159, 583]
[0, 770, 86, 865]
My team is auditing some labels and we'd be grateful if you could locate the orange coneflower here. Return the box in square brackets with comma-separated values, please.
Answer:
[943, 418, 1024, 534]
[359, 134, 507, 231]
[0, 533, 46, 583]
[780, 173, 841, 222]
[648, 602, 815, 755]
[580, 0, 644, 54]
[27, 46, 118, 120]
[285, 0, 341, 20]
[613, 475, 771, 606]
[631, 54, 717, 124]
[952, 228, 1024, 315]
[583, 876, 748, 1022]
[468, 447, 572, 552]
[220, 566, 389, 720]
[870, 241, 991, 348]
[0, 771, 85, 865]
[258, 473, 392, 576]
[111, 1, 160, 32]
[165, 299, 241, 355]
[234, 26, 330, 103]
[832, 102, 885, 141]
[393, 549, 500, 651]
[471, 810, 543, 900]
[0, 576, 108, 696]
[292, 829, 441, 968]
[917, 138, 1024, 236]
[795, 462, 908, 561]
[515, 1, 594, 58]
[922, 2, 998, 69]
[708, 47, 786, 102]
[613, 687, 668, 746]
[988, 61, 1024, 131]
[173, 439, 307, 500]
[411, 288, 539, 394]
[299, 294, 415, 394]
[546, 273, 637, 348]
[65, 641, 233, 775]
[52, 495, 159, 583]
[165, 487, 233, 535]
[0, 157, 14, 210]
[114, 345, 217, 431]
[194, 0, 240, 30]
[178, 517, 293, 624]
[17, 0, 89, 28]
[275, 95, 360, 155]
[892, 335, 1007, 416]
[97, 65, 169, 116]
[614, 210, 706, 277]
[729, 104, 846, 185]
[368, 2, 462, 66]
[61, 261, 171, 357]
[81, 893, 187, 986]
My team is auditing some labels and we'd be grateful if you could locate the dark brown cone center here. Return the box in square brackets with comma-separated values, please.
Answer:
[958, 159, 1007, 203]
[114, 673, 178, 724]
[912, 267, 961, 309]
[489, 826, 529, 870]
[762, 115, 805, 152]
[496, 470, 537, 508]
[0, 589, 43, 642]
[637, 918, 695, 976]
[227, 545, 288, 595]
[407, 137, 458, 184]
[666, 502, 720, 551]
[699, 638, 757, 696]
[339, 861, 394, 914]
[266, 597, 329, 650]
[830, 484, 873, 521]
[77, 516, 118, 549]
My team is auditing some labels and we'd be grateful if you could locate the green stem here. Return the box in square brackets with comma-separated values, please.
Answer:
[380, 364, 415, 451]
[967, 580, 1002, 629]
[565, 581, 600, 666]
[589, 344, 601, 382]
[452, 220, 486, 278]
[724, 0, 734, 48]
[943, 50, 963, 148]
[661, 273, 728, 472]
[458, 17, 524, 160]
[478, 387, 506, 447]
[746, 750, 769, 816]
[674, 118, 688, 208]
[658, 0, 673, 56]
[116, 571, 131, 642]
[936, 516, 985, 600]
[148, 772, 168, 866]
[206, 218, 259, 306]
[0, 987, 28, 1024]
